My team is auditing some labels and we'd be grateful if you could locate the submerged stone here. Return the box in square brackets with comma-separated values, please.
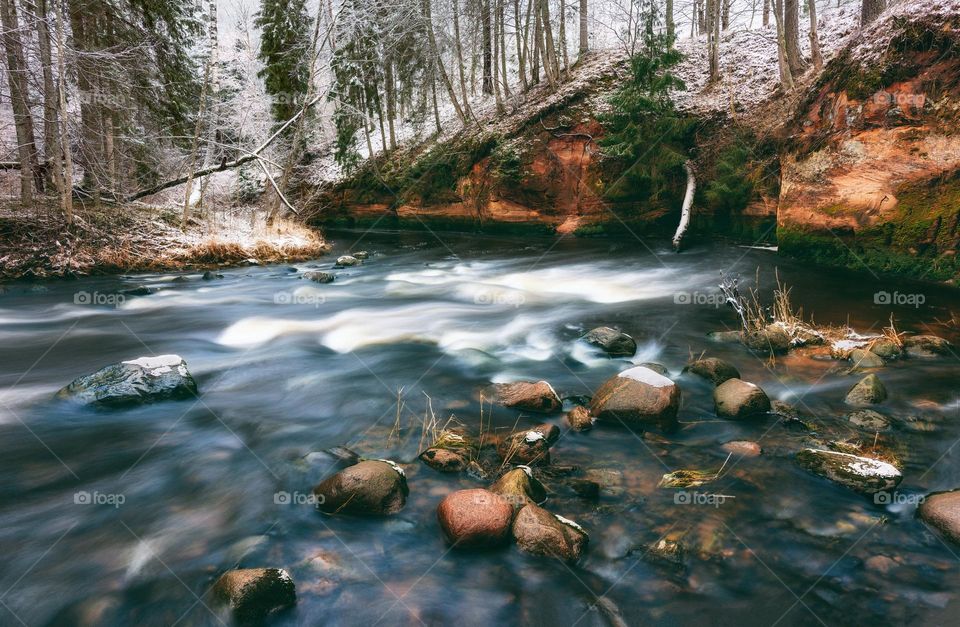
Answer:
[684, 357, 741, 385]
[512, 503, 588, 562]
[493, 380, 562, 413]
[846, 409, 891, 432]
[303, 271, 335, 284]
[795, 449, 901, 495]
[849, 349, 884, 369]
[334, 255, 360, 268]
[918, 490, 960, 545]
[437, 488, 513, 548]
[565, 405, 594, 431]
[489, 466, 547, 510]
[56, 355, 197, 406]
[714, 378, 770, 419]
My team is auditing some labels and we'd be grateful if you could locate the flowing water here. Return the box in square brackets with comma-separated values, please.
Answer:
[1, 231, 959, 626]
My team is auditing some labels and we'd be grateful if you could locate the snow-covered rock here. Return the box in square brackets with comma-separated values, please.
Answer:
[56, 355, 198, 406]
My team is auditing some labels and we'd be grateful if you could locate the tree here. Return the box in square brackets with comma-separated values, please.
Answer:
[255, 0, 312, 129]
[0, 0, 39, 205]
[808, 0, 823, 71]
[580, 0, 588, 54]
[772, 0, 795, 91]
[861, 0, 884, 25]
[784, 0, 805, 75]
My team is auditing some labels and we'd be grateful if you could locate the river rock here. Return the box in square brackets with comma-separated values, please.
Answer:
[708, 330, 742, 343]
[795, 449, 902, 494]
[489, 466, 547, 510]
[493, 380, 562, 413]
[419, 447, 468, 472]
[869, 338, 902, 360]
[904, 335, 952, 356]
[721, 440, 762, 457]
[497, 431, 551, 466]
[202, 270, 223, 280]
[334, 255, 360, 268]
[743, 324, 792, 353]
[565, 406, 594, 431]
[303, 271, 335, 284]
[683, 357, 740, 385]
[582, 326, 637, 357]
[590, 366, 680, 430]
[846, 409, 891, 431]
[918, 491, 960, 544]
[849, 349, 884, 369]
[212, 568, 296, 625]
[56, 355, 198, 406]
[353, 251, 370, 260]
[436, 489, 514, 548]
[312, 459, 408, 515]
[845, 374, 887, 405]
[714, 378, 770, 419]
[638, 362, 670, 376]
[530, 423, 560, 446]
[512, 504, 588, 562]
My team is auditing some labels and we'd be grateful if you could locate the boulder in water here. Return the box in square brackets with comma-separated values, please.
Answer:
[795, 449, 901, 495]
[303, 271, 335, 284]
[312, 459, 408, 515]
[849, 349, 884, 369]
[489, 466, 547, 510]
[56, 355, 198, 406]
[512, 504, 588, 562]
[212, 568, 296, 625]
[904, 334, 952, 356]
[493, 381, 562, 413]
[334, 255, 360, 268]
[845, 374, 887, 405]
[352, 251, 370, 260]
[721, 440, 762, 457]
[589, 366, 680, 430]
[742, 324, 792, 353]
[565, 406, 594, 431]
[869, 338, 902, 360]
[714, 378, 770, 419]
[581, 326, 637, 357]
[683, 357, 740, 385]
[918, 490, 960, 545]
[846, 409, 891, 431]
[419, 447, 468, 472]
[497, 430, 551, 466]
[436, 489, 514, 548]
[202, 270, 223, 280]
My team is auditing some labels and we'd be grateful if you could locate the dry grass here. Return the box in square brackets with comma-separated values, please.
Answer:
[0, 200, 327, 280]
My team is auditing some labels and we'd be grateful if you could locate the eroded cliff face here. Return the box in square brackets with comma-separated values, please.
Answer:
[778, 28, 960, 281]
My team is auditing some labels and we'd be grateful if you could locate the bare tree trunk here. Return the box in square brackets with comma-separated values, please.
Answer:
[784, 0, 805, 74]
[666, 0, 674, 39]
[808, 0, 823, 70]
[181, 0, 218, 227]
[30, 0, 57, 188]
[707, 0, 720, 82]
[385, 60, 397, 150]
[54, 0, 73, 222]
[1, 0, 39, 206]
[672, 161, 696, 251]
[722, 0, 730, 30]
[515, 0, 528, 89]
[482, 0, 493, 94]
[540, 0, 558, 87]
[861, 0, 884, 25]
[492, 0, 504, 111]
[773, 0, 796, 90]
[579, 0, 587, 54]
[559, 0, 569, 78]
[452, 0, 472, 111]
[763, 0, 770, 26]
[531, 0, 541, 84]
[424, 0, 468, 121]
[498, 0, 511, 97]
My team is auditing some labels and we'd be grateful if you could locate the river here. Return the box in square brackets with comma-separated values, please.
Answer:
[1, 230, 959, 626]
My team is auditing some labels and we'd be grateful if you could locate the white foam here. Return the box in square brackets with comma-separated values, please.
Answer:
[617, 366, 674, 388]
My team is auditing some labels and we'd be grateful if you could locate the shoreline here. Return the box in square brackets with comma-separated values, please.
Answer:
[0, 201, 328, 282]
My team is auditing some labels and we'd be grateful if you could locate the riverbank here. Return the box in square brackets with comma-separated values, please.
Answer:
[0, 201, 327, 280]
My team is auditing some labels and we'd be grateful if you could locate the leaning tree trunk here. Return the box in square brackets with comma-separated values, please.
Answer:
[673, 161, 696, 252]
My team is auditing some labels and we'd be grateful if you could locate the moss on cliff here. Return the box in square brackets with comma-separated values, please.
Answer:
[779, 172, 960, 281]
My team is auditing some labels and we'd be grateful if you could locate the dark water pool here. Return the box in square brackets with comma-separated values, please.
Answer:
[1, 231, 959, 626]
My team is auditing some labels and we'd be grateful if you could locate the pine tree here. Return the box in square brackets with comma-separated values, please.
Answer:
[255, 0, 312, 129]
[599, 10, 693, 210]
